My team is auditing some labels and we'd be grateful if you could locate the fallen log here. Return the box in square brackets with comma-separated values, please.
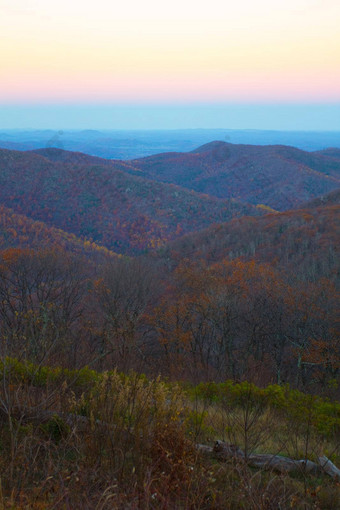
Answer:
[196, 441, 340, 480]
[318, 456, 340, 480]
[196, 443, 214, 455]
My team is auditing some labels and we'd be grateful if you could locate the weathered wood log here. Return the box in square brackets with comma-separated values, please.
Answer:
[213, 442, 244, 460]
[205, 441, 340, 479]
[196, 443, 214, 455]
[318, 456, 340, 480]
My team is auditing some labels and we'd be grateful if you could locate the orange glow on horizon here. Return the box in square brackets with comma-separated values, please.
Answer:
[1, 0, 339, 103]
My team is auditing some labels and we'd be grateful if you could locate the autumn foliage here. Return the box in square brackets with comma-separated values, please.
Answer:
[0, 144, 338, 507]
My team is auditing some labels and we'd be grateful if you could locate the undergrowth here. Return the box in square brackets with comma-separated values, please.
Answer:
[0, 358, 339, 508]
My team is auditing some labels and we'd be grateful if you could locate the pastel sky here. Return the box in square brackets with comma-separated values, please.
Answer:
[1, 0, 340, 128]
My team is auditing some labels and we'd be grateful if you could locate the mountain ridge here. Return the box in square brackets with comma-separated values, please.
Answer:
[0, 148, 258, 254]
[130, 141, 340, 210]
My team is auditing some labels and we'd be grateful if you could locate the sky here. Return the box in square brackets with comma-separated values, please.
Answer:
[1, 0, 340, 129]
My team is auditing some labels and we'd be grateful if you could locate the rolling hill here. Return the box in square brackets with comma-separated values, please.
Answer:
[130, 141, 340, 210]
[0, 148, 258, 254]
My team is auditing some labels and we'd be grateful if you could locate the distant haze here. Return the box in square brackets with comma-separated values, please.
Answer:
[2, 1, 339, 132]
[1, 104, 340, 131]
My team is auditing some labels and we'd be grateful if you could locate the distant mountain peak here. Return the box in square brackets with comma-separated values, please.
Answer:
[130, 141, 340, 210]
[190, 140, 230, 153]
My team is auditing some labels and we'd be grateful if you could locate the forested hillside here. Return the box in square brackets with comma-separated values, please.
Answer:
[0, 205, 117, 260]
[130, 141, 340, 210]
[160, 200, 340, 281]
[0, 143, 337, 386]
[0, 142, 339, 508]
[0, 148, 257, 254]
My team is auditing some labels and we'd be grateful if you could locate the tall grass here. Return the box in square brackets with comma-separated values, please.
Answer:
[0, 359, 338, 508]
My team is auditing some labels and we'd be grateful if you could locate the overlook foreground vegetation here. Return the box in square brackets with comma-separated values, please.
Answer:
[0, 142, 339, 508]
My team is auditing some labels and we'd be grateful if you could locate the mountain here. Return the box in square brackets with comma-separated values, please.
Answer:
[130, 141, 340, 210]
[159, 202, 340, 281]
[0, 148, 258, 254]
[31, 147, 136, 171]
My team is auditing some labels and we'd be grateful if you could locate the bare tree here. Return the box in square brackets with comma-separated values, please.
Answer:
[93, 257, 159, 371]
[0, 248, 86, 365]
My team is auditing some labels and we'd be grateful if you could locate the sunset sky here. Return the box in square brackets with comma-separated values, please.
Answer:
[1, 0, 340, 128]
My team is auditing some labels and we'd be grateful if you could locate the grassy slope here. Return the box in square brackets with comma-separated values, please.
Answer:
[0, 358, 339, 508]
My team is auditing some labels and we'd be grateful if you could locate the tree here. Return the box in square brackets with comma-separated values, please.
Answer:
[0, 248, 86, 366]
[93, 257, 159, 371]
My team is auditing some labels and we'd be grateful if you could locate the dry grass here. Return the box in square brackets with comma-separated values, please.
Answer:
[0, 368, 339, 509]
